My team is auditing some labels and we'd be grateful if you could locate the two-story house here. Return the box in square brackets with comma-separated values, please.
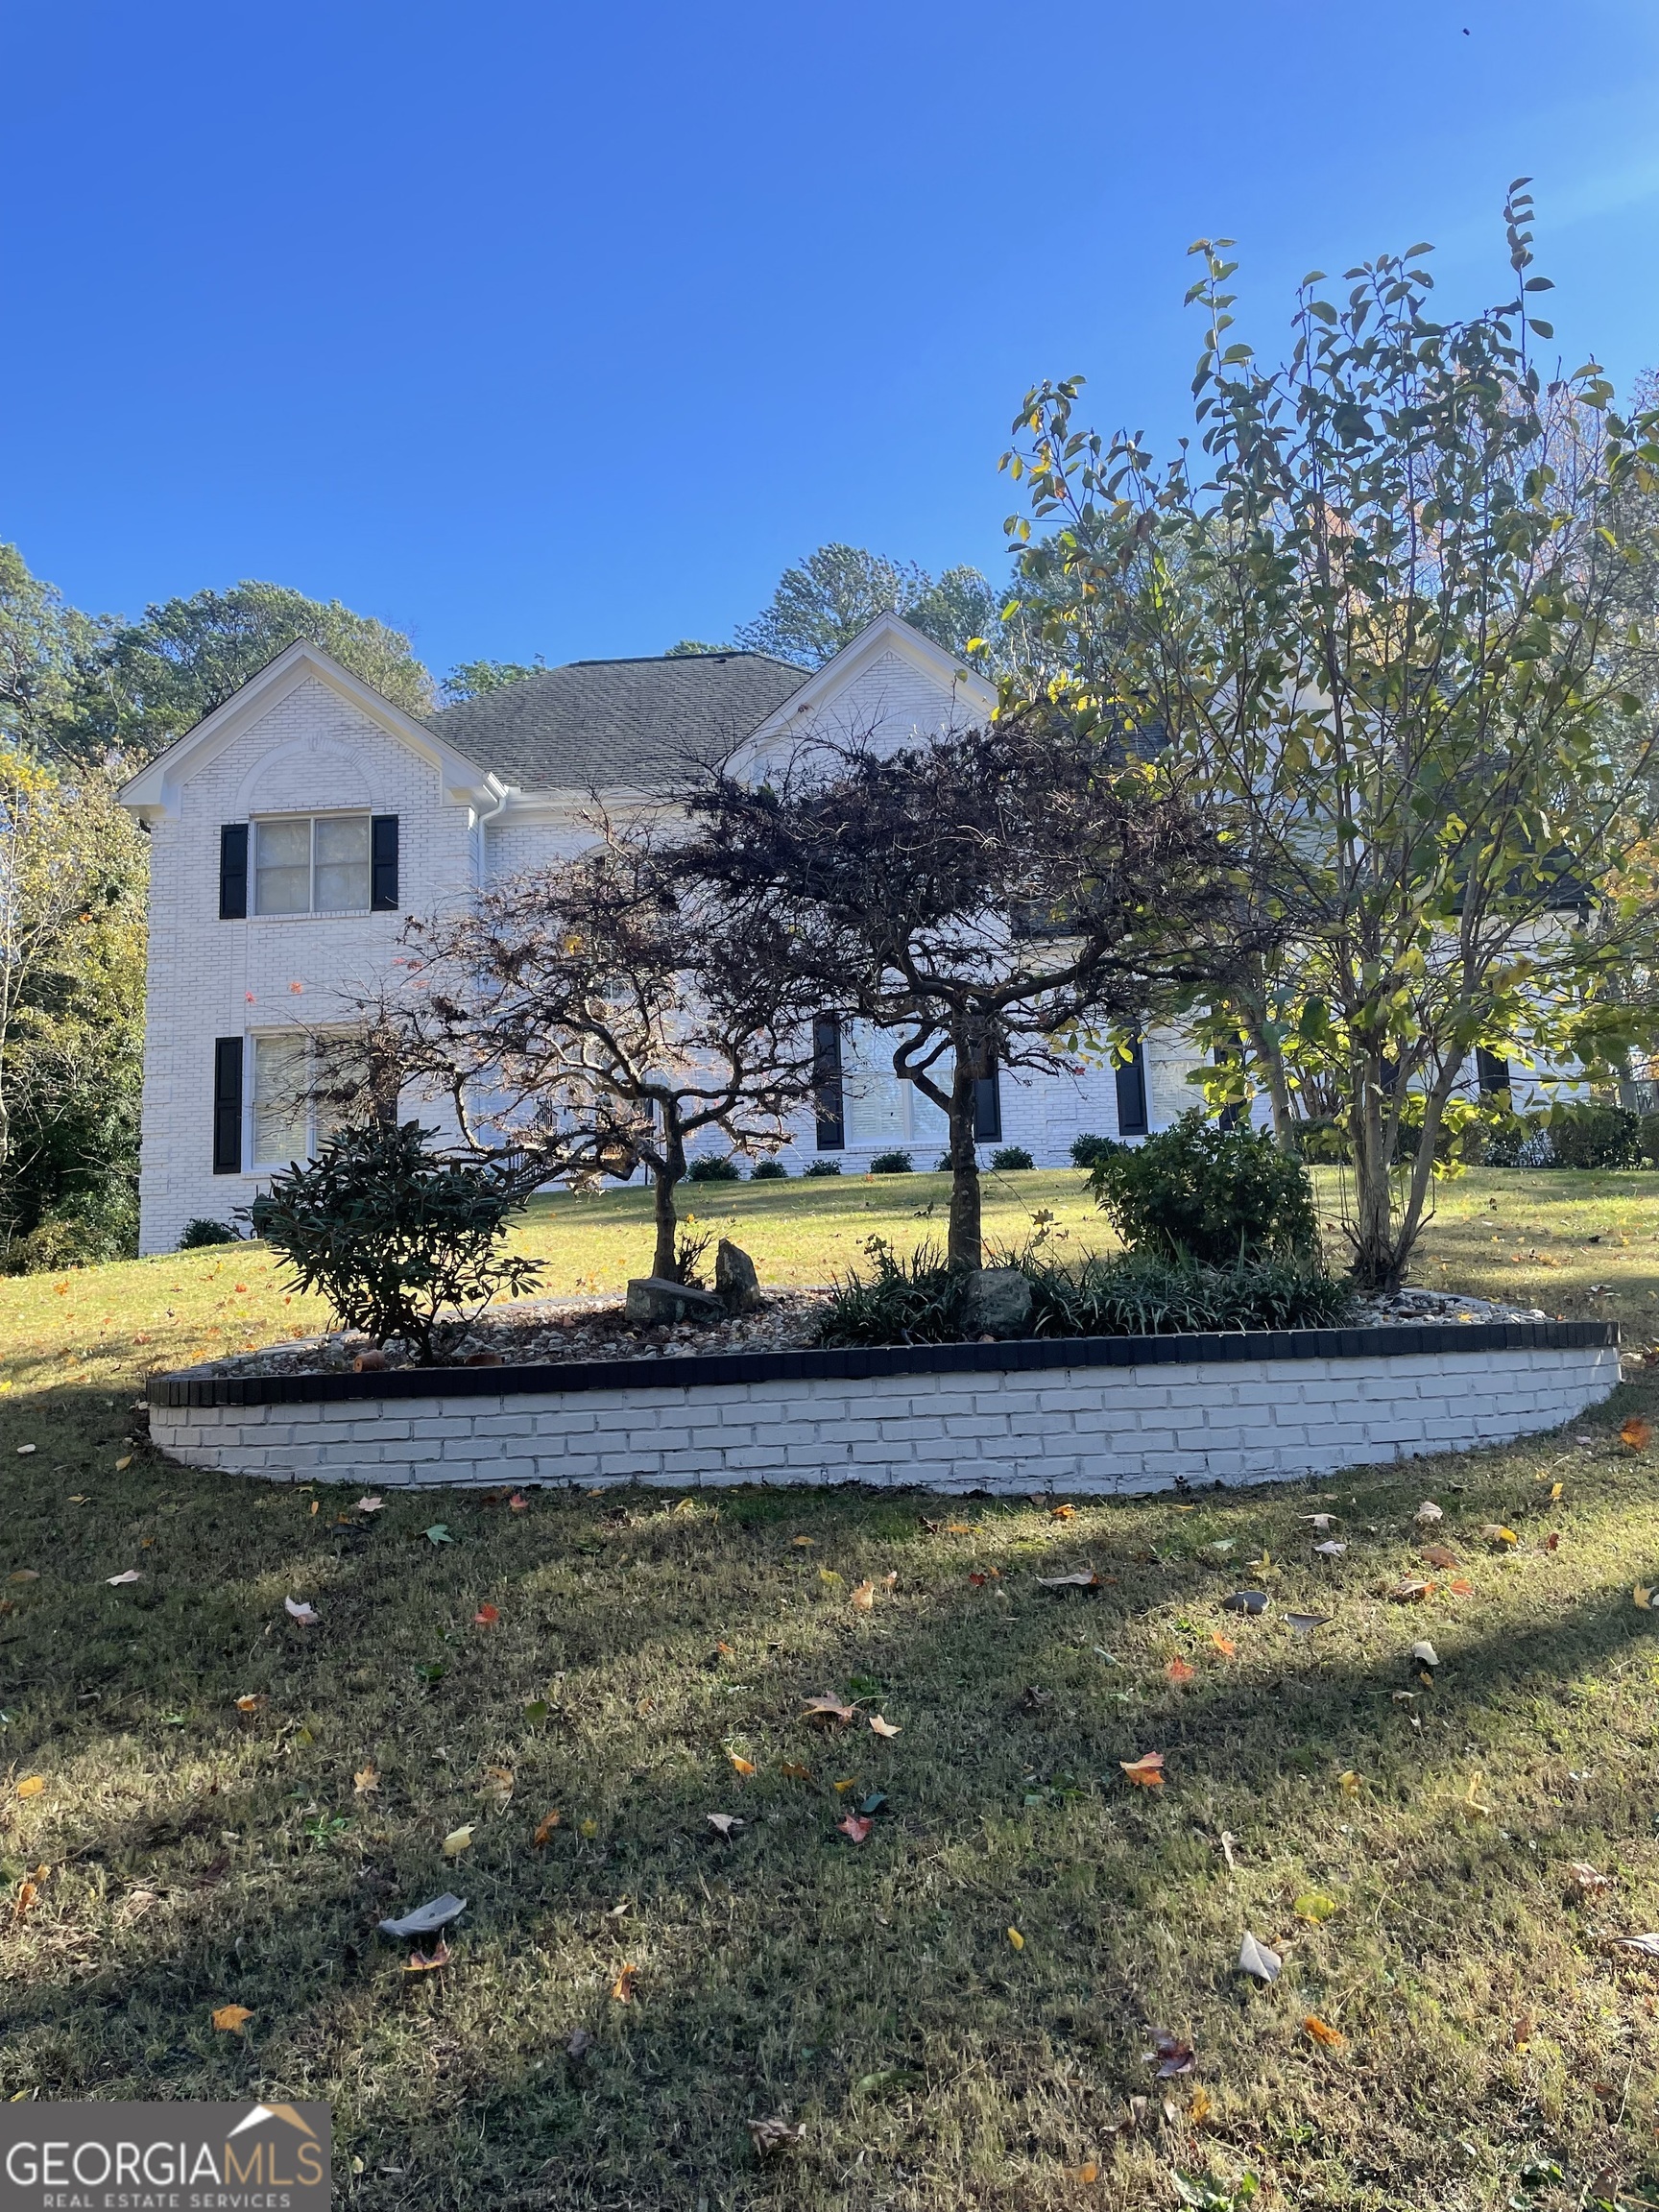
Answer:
[118, 612, 1212, 1255]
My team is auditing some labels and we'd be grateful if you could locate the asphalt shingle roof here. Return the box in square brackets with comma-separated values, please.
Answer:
[425, 651, 808, 793]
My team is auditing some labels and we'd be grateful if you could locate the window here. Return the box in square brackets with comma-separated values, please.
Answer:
[247, 1032, 370, 1168]
[813, 1016, 845, 1150]
[253, 814, 373, 915]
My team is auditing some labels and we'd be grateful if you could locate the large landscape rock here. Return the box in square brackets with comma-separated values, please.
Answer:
[624, 1276, 728, 1327]
[715, 1238, 763, 1314]
[961, 1265, 1033, 1340]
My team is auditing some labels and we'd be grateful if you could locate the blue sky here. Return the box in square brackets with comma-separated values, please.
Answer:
[4, 1, 1658, 680]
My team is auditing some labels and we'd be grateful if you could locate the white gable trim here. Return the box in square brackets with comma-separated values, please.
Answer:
[738, 612, 997, 753]
[117, 640, 503, 824]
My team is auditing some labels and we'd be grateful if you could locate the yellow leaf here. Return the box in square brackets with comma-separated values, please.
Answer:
[1637, 1585, 1655, 1610]
[791, 1536, 815, 1548]
[832, 1776, 858, 1793]
[442, 1824, 474, 1858]
[1188, 2085, 1213, 2125]
[1007, 1927, 1024, 1950]
[1337, 1770, 1362, 1796]
[579, 1817, 598, 1839]
[15, 1776, 43, 1799]
[210, 2005, 253, 2033]
[1293, 1889, 1339, 1921]
[728, 1750, 757, 1777]
[1550, 1481, 1564, 1502]
[1481, 1525, 1518, 1546]
[1050, 1503, 1076, 1522]
[1304, 2013, 1345, 2049]
[818, 1568, 844, 1589]
[114, 1455, 132, 1472]
[610, 1962, 638, 2003]
[850, 1579, 876, 1610]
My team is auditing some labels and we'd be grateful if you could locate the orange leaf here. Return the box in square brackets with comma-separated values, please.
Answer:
[1166, 1658, 1196, 1684]
[14, 1879, 37, 1920]
[1065, 2160, 1100, 2184]
[610, 1963, 638, 2003]
[1209, 1631, 1237, 1658]
[1420, 1544, 1459, 1569]
[1304, 2014, 1345, 2050]
[850, 1580, 876, 1611]
[534, 1810, 563, 1848]
[728, 1751, 757, 1777]
[234, 1694, 262, 1713]
[210, 2005, 253, 2033]
[1119, 1752, 1166, 1789]
[1448, 1577, 1475, 1596]
[473, 1604, 500, 1626]
[1050, 1503, 1076, 1521]
[1622, 1416, 1652, 1452]
[780, 1761, 812, 1780]
[404, 1938, 451, 1975]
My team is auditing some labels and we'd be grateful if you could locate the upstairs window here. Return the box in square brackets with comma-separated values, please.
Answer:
[254, 814, 373, 915]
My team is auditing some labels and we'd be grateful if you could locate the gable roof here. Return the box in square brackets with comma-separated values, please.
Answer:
[118, 639, 500, 823]
[426, 650, 809, 793]
[737, 610, 997, 757]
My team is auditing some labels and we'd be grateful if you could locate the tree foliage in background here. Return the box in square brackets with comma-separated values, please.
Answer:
[733, 542, 1007, 667]
[440, 656, 547, 703]
[1001, 183, 1659, 1289]
[0, 746, 147, 1269]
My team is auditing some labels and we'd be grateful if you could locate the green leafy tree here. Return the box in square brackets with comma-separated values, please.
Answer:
[440, 656, 547, 703]
[73, 580, 434, 764]
[0, 542, 109, 766]
[734, 543, 1009, 667]
[1001, 182, 1659, 1288]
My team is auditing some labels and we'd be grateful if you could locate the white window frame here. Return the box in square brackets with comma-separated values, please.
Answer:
[245, 1030, 364, 1171]
[251, 810, 373, 918]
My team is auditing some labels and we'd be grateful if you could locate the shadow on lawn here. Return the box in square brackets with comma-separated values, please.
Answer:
[5, 1452, 1659, 2209]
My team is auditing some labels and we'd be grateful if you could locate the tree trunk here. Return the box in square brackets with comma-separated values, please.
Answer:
[1347, 1043, 1398, 1290]
[651, 1151, 682, 1280]
[945, 1055, 983, 1273]
[1238, 1005, 1295, 1151]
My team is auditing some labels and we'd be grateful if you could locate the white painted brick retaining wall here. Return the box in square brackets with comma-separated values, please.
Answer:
[149, 1328, 1620, 1497]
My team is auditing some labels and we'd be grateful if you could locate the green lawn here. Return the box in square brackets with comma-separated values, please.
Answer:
[4, 1169, 1659, 2208]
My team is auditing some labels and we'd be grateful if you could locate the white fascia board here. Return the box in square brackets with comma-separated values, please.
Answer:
[736, 611, 998, 757]
[116, 639, 503, 822]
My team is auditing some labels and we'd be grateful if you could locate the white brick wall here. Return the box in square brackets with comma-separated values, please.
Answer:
[150, 1339, 1619, 1496]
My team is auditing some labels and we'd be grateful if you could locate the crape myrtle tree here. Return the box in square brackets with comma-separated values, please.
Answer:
[342, 830, 820, 1284]
[680, 712, 1238, 1271]
[998, 182, 1659, 1289]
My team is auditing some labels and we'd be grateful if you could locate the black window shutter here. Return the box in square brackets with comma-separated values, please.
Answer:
[371, 815, 399, 911]
[1477, 1047, 1512, 1095]
[219, 824, 248, 919]
[1115, 1035, 1148, 1138]
[813, 1016, 845, 1150]
[973, 1065, 1002, 1143]
[212, 1038, 243, 1173]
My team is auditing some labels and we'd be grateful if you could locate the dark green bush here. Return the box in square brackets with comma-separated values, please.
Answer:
[1547, 1102, 1641, 1170]
[803, 1158, 843, 1177]
[869, 1149, 913, 1173]
[686, 1154, 743, 1182]
[816, 1239, 967, 1346]
[1087, 1108, 1320, 1265]
[1069, 1133, 1119, 1168]
[750, 1159, 789, 1180]
[179, 1217, 242, 1248]
[1018, 1248, 1355, 1337]
[991, 1145, 1035, 1170]
[249, 1121, 541, 1364]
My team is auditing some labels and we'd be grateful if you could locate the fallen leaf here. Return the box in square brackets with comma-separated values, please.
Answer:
[533, 1811, 563, 1847]
[832, 1777, 858, 1792]
[838, 1814, 874, 1843]
[283, 1596, 319, 1623]
[14, 1878, 38, 1920]
[1312, 1539, 1347, 1558]
[1635, 1586, 1654, 1610]
[579, 1818, 597, 1839]
[1293, 1890, 1339, 1922]
[404, 1938, 451, 1975]
[817, 1567, 844, 1590]
[868, 1714, 901, 1738]
[849, 1579, 877, 1610]
[1304, 2013, 1345, 2049]
[610, 1962, 638, 2002]
[354, 1766, 379, 1795]
[9, 1570, 38, 1585]
[1622, 1416, 1652, 1452]
[472, 1604, 500, 1626]
[441, 1824, 474, 1858]
[728, 1751, 757, 1777]
[1284, 1611, 1332, 1635]
[1188, 2085, 1214, 2126]
[16, 1776, 44, 1799]
[1238, 1931, 1281, 1983]
[706, 1813, 745, 1839]
[1420, 1544, 1460, 1569]
[1541, 1531, 1561, 1551]
[1511, 2014, 1535, 2050]
[1463, 1771, 1493, 1816]
[1302, 1513, 1340, 1531]
[1119, 1751, 1166, 1789]
[747, 2115, 805, 2157]
[779, 1761, 812, 1781]
[479, 1765, 515, 1809]
[1007, 1926, 1024, 1950]
[424, 1525, 453, 1546]
[1480, 1525, 1518, 1547]
[1050, 1503, 1076, 1521]
[234, 1695, 263, 1713]
[1209, 1631, 1237, 1657]
[1414, 1500, 1444, 1525]
[356, 1495, 385, 1514]
[1036, 1571, 1104, 1591]
[1550, 1480, 1564, 1502]
[376, 1892, 467, 1939]
[790, 1535, 815, 1548]
[1218, 1831, 1238, 1871]
[1388, 1577, 1433, 1603]
[1337, 1769, 1362, 1796]
[1148, 2029, 1194, 2077]
[802, 1695, 856, 1725]
[1065, 2161, 1100, 2184]
[509, 1490, 529, 1512]
[1166, 1658, 1196, 1684]
[114, 1455, 132, 1472]
[106, 1569, 141, 1587]
[210, 2005, 253, 2032]
[1221, 1589, 1269, 1615]
[15, 1444, 36, 1455]
[1410, 1639, 1440, 1671]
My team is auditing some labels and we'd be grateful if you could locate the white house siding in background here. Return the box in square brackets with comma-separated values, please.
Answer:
[120, 617, 1230, 1256]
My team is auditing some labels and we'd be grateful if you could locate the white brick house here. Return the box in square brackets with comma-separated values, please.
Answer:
[119, 613, 1214, 1256]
